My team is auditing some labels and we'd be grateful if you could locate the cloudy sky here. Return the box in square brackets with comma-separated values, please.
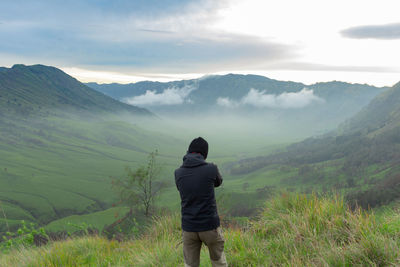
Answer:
[1, 0, 400, 86]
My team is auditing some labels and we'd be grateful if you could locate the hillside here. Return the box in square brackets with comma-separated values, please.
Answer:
[1, 194, 399, 266]
[340, 81, 400, 135]
[0, 65, 182, 235]
[228, 80, 400, 207]
[0, 64, 151, 117]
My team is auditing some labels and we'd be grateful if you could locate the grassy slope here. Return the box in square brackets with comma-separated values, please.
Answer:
[223, 158, 400, 207]
[44, 207, 130, 233]
[1, 194, 399, 266]
[0, 114, 186, 232]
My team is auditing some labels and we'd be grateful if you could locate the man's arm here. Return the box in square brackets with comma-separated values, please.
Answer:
[174, 170, 180, 191]
[214, 165, 223, 187]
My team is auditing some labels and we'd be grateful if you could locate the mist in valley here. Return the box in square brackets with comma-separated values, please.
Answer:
[92, 73, 385, 161]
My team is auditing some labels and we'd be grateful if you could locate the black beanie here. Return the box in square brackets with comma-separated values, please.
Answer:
[188, 137, 208, 159]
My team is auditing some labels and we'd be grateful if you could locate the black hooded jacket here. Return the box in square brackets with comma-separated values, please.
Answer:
[174, 153, 223, 232]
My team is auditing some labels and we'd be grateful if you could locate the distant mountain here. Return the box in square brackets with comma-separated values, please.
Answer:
[87, 74, 383, 108]
[87, 74, 305, 103]
[0, 64, 151, 117]
[87, 75, 385, 133]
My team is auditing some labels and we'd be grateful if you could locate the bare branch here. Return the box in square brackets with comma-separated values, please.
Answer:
[110, 149, 166, 217]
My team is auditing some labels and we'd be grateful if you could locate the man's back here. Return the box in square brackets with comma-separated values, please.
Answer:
[175, 137, 227, 267]
[175, 152, 222, 232]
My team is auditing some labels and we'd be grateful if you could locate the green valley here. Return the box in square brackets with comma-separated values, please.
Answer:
[1, 64, 400, 263]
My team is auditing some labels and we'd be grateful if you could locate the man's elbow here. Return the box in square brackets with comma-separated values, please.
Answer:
[214, 177, 223, 187]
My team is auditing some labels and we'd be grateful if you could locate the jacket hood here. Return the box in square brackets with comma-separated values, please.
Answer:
[181, 153, 207, 168]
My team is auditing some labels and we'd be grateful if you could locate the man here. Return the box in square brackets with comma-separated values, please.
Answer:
[175, 137, 228, 267]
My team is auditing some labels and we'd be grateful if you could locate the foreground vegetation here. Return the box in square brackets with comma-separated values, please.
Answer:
[1, 193, 399, 266]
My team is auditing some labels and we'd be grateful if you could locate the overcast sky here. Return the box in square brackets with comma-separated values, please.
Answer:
[1, 0, 400, 86]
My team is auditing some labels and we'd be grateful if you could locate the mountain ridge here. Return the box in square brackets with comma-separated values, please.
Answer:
[0, 64, 152, 117]
[87, 74, 387, 135]
[87, 74, 386, 101]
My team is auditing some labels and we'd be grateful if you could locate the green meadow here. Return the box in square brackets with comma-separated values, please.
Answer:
[0, 114, 184, 232]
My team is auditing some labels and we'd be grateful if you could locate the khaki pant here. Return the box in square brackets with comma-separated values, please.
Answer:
[182, 227, 228, 267]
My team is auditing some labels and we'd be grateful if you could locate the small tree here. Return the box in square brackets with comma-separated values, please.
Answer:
[112, 150, 166, 217]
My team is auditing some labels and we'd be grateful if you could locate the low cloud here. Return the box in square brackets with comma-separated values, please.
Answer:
[341, 23, 400, 40]
[216, 97, 240, 108]
[217, 88, 324, 109]
[123, 85, 196, 106]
